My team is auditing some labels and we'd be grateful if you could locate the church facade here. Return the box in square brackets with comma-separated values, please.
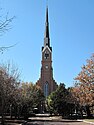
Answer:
[36, 7, 57, 97]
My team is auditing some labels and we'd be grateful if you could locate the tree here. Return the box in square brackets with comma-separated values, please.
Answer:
[47, 83, 74, 117]
[0, 63, 20, 124]
[72, 54, 94, 118]
[15, 82, 44, 119]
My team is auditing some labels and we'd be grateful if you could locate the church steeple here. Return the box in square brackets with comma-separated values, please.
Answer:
[36, 3, 57, 97]
[44, 6, 49, 38]
[44, 6, 51, 49]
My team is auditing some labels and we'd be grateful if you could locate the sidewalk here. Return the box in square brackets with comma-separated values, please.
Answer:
[0, 119, 24, 125]
[1, 115, 94, 125]
[29, 115, 94, 125]
[83, 120, 94, 125]
[29, 115, 80, 122]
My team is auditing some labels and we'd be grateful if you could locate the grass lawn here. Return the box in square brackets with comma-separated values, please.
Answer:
[84, 119, 94, 123]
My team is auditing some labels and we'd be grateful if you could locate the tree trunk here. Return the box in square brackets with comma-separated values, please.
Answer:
[14, 105, 17, 119]
[1, 99, 5, 125]
[86, 105, 92, 118]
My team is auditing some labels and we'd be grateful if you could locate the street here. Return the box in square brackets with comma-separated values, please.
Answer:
[27, 121, 91, 125]
[25, 115, 92, 125]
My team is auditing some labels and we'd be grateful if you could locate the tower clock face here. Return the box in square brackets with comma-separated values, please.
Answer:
[45, 65, 48, 69]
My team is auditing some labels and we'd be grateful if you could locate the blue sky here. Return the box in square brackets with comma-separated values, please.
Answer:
[0, 0, 94, 87]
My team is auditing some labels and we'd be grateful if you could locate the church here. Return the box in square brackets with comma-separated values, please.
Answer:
[36, 6, 58, 97]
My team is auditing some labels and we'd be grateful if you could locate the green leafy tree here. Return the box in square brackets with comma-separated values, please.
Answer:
[47, 83, 74, 116]
[16, 82, 44, 119]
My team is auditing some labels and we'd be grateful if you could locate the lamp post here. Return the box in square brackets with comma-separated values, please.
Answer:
[10, 104, 12, 119]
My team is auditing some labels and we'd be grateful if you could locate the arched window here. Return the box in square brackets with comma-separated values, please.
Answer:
[44, 82, 49, 97]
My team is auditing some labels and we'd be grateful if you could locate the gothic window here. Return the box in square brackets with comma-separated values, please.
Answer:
[44, 81, 49, 97]
[44, 51, 49, 59]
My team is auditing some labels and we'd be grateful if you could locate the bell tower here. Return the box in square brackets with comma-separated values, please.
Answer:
[36, 6, 57, 97]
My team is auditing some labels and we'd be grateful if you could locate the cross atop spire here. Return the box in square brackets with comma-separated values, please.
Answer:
[46, 0, 48, 8]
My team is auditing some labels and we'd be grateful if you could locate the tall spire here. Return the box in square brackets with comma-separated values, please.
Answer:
[45, 0, 49, 38]
[46, 6, 49, 31]
[44, 5, 50, 48]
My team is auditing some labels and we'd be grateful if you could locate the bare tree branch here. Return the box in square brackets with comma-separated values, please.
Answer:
[0, 43, 18, 54]
[0, 12, 15, 35]
[0, 10, 16, 54]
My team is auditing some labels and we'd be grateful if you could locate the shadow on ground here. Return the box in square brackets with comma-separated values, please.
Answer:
[0, 116, 83, 125]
